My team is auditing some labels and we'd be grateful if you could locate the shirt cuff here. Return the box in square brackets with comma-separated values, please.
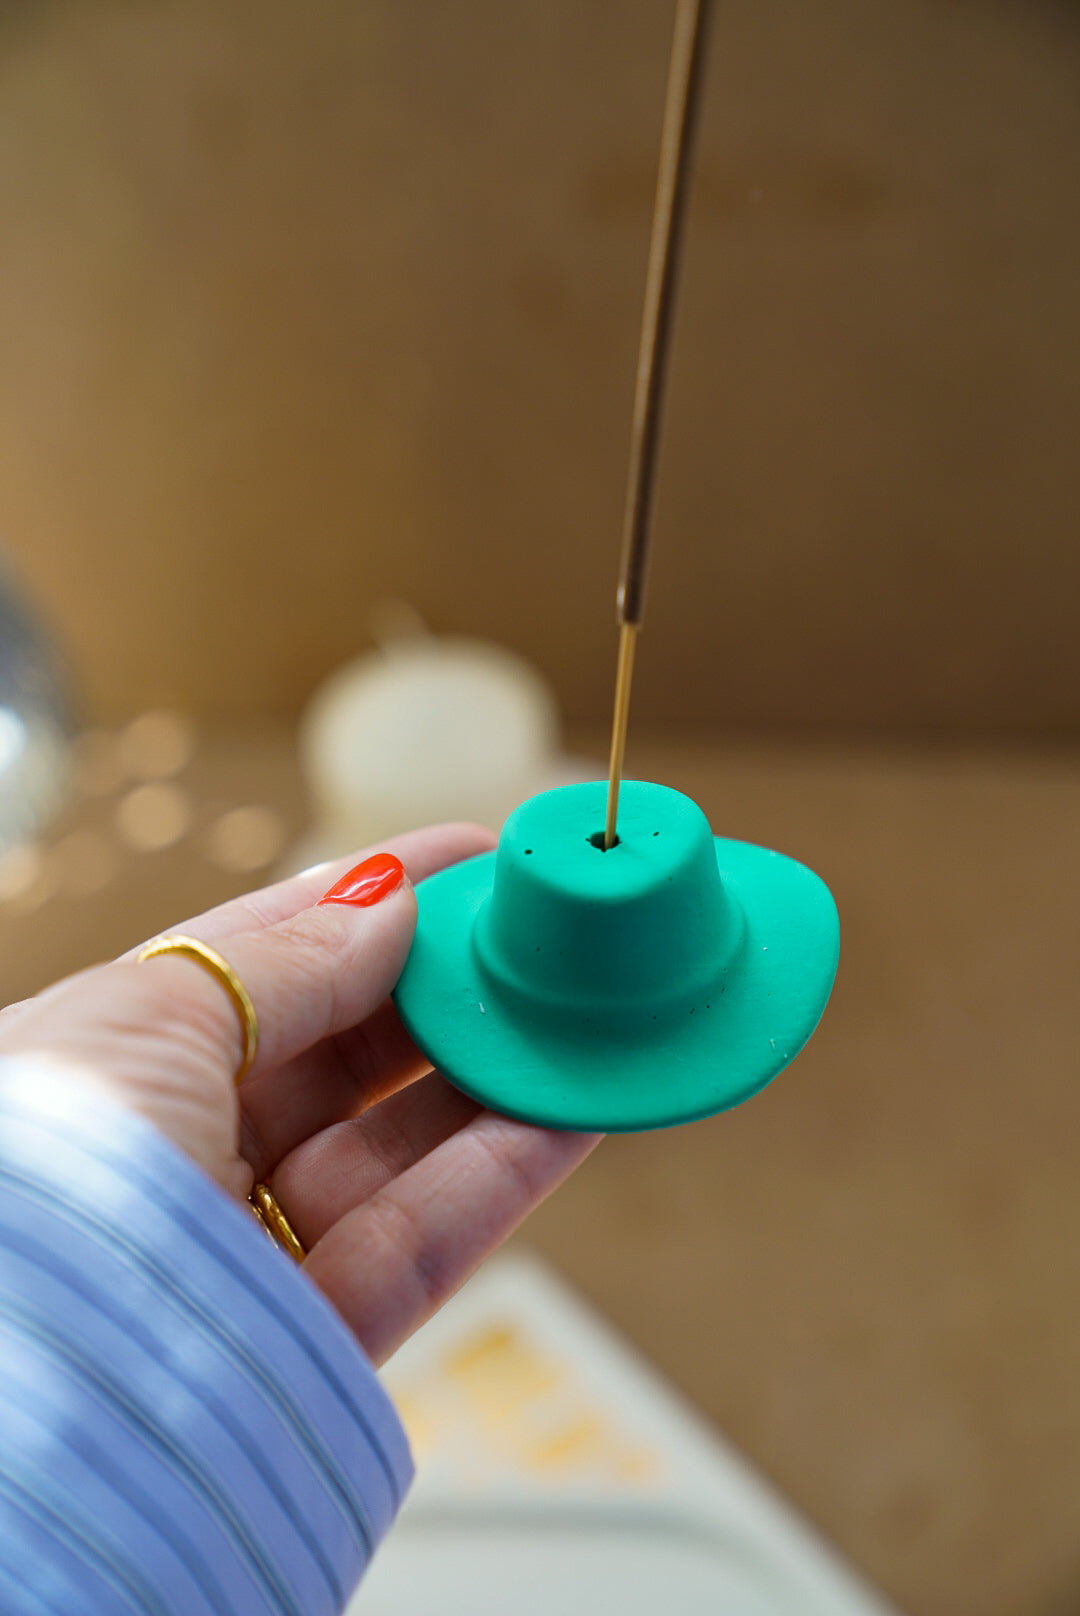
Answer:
[0, 1056, 413, 1616]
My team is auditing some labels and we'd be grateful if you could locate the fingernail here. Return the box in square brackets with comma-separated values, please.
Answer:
[317, 852, 405, 908]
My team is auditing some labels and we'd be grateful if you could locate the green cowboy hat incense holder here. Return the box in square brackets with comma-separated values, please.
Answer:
[392, 780, 839, 1133]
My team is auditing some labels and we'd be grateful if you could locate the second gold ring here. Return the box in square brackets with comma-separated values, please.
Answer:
[250, 1182, 306, 1262]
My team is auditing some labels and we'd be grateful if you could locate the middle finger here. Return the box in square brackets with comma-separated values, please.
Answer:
[268, 1072, 483, 1250]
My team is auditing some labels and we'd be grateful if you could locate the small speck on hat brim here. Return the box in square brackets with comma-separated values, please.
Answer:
[392, 781, 840, 1133]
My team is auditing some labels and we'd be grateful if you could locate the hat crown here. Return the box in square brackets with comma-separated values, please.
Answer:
[473, 781, 742, 1015]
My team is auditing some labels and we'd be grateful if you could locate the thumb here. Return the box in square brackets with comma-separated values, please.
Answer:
[200, 852, 419, 1081]
[132, 852, 419, 1086]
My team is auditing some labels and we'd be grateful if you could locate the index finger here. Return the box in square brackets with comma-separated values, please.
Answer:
[119, 821, 496, 956]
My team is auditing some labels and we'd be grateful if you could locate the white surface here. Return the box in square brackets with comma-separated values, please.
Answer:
[351, 1255, 901, 1616]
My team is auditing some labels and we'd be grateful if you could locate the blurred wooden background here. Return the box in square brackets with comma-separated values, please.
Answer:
[0, 0, 1077, 736]
[1, 6, 1079, 1616]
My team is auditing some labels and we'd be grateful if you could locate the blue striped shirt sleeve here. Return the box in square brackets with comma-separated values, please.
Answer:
[0, 1057, 413, 1616]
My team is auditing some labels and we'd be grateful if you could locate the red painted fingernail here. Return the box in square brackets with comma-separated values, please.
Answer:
[317, 852, 405, 908]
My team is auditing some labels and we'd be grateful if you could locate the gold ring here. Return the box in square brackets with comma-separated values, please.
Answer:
[250, 1182, 306, 1262]
[135, 933, 258, 1084]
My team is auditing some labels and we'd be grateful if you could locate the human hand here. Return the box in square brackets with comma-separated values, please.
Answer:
[0, 824, 600, 1363]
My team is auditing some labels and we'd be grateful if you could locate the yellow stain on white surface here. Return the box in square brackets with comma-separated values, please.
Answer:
[527, 1412, 610, 1469]
[523, 1413, 660, 1484]
[443, 1323, 564, 1415]
[612, 1447, 662, 1483]
[391, 1318, 663, 1487]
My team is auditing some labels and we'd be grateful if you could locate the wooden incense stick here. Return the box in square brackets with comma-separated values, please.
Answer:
[603, 0, 711, 850]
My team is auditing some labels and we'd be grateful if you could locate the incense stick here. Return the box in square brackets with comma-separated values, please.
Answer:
[603, 0, 711, 850]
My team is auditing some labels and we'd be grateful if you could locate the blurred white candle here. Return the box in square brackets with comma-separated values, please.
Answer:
[298, 631, 561, 857]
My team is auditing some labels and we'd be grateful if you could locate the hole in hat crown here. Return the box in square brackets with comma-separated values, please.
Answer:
[588, 830, 619, 850]
[473, 781, 743, 1017]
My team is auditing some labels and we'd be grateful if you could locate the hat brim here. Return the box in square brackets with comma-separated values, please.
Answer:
[393, 838, 839, 1132]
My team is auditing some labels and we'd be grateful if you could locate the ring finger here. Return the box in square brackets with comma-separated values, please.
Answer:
[267, 1071, 483, 1250]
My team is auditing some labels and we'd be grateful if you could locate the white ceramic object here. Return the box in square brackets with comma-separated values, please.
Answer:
[293, 632, 594, 867]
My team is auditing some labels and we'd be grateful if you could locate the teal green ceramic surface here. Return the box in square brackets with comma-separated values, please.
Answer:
[392, 780, 839, 1132]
